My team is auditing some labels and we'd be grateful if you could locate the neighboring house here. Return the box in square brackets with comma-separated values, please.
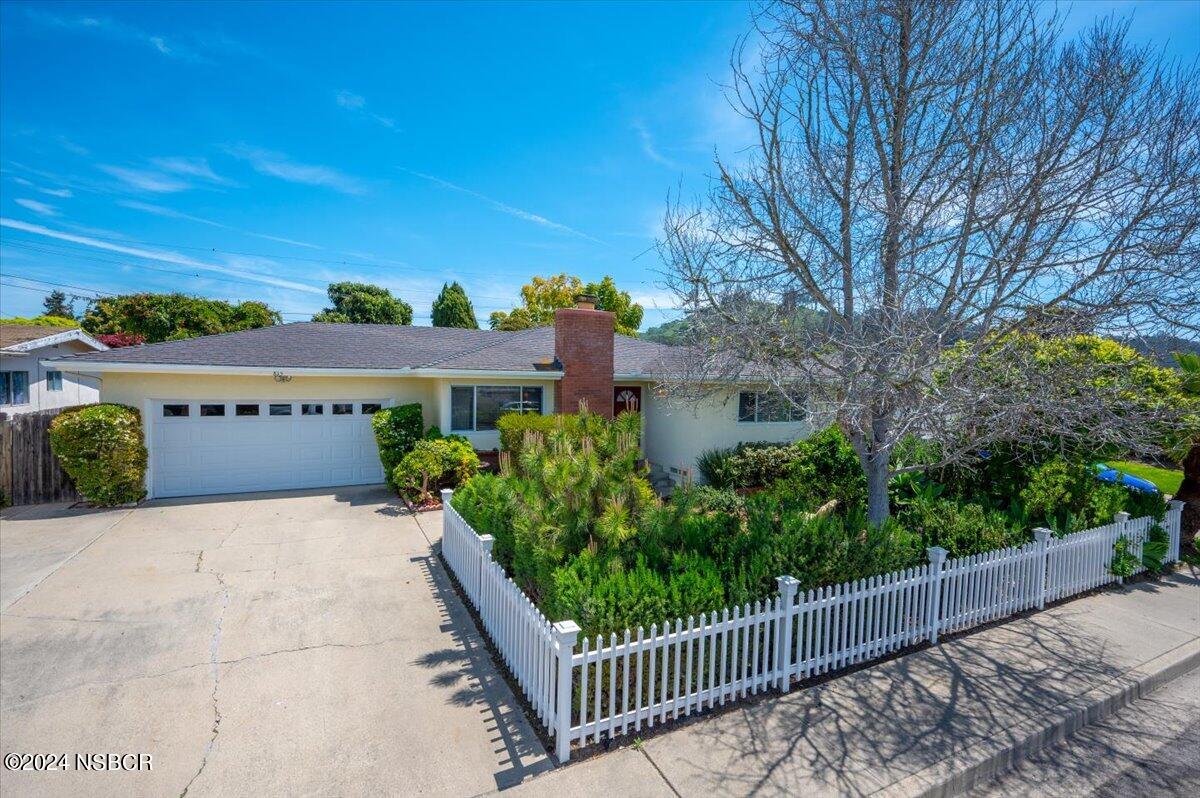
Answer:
[1, 325, 108, 414]
[44, 300, 809, 499]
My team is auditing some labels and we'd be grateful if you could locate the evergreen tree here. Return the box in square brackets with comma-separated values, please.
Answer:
[431, 282, 479, 329]
[42, 290, 75, 320]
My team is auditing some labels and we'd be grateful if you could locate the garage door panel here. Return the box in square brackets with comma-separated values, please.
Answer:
[152, 400, 387, 498]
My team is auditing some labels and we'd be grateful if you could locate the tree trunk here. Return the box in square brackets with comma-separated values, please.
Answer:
[1176, 441, 1200, 558]
[865, 449, 891, 527]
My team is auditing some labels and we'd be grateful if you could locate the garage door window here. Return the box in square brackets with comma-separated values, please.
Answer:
[200, 404, 226, 417]
[332, 403, 353, 415]
[162, 404, 189, 417]
[269, 404, 292, 416]
[236, 404, 259, 416]
[301, 403, 323, 416]
[361, 403, 382, 415]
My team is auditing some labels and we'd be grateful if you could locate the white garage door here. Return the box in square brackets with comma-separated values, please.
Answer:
[151, 399, 388, 498]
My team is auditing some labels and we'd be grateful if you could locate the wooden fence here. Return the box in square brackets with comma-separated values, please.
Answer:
[0, 408, 80, 506]
[441, 490, 1184, 761]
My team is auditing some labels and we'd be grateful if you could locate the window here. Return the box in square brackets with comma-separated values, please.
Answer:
[450, 385, 544, 432]
[46, 370, 63, 392]
[1, 371, 29, 404]
[162, 404, 189, 417]
[737, 391, 804, 423]
[301, 403, 323, 416]
[236, 404, 260, 416]
[269, 403, 292, 416]
[332, 403, 353, 415]
[200, 404, 226, 417]
[361, 403, 382, 415]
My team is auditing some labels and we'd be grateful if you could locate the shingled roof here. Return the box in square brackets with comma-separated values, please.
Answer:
[45, 322, 684, 376]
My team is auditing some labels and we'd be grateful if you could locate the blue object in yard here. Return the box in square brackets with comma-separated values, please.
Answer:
[1093, 463, 1160, 494]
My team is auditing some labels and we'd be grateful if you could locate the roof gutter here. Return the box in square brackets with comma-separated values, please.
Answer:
[39, 360, 562, 379]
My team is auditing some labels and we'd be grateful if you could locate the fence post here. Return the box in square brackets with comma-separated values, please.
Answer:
[774, 576, 800, 692]
[1167, 500, 1185, 563]
[552, 620, 581, 762]
[440, 489, 454, 573]
[925, 547, 948, 644]
[477, 534, 495, 609]
[1033, 527, 1052, 610]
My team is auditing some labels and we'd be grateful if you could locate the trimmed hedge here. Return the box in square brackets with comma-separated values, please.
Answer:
[371, 403, 423, 489]
[48, 404, 147, 506]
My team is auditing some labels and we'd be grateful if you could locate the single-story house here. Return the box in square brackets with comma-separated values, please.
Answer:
[43, 300, 810, 499]
[1, 324, 107, 414]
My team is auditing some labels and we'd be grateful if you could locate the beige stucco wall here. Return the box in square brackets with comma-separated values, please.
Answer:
[642, 387, 812, 484]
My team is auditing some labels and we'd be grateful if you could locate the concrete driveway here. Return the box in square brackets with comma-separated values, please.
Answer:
[0, 487, 550, 797]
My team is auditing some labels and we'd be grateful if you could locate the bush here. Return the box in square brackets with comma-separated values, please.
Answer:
[696, 446, 738, 488]
[393, 437, 479, 503]
[49, 404, 147, 506]
[898, 497, 1026, 559]
[451, 473, 520, 569]
[496, 411, 583, 459]
[727, 442, 804, 488]
[371, 403, 423, 488]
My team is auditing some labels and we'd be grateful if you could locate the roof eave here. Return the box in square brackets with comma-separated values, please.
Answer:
[39, 360, 563, 379]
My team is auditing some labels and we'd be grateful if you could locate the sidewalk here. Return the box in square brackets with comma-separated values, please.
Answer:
[501, 571, 1200, 798]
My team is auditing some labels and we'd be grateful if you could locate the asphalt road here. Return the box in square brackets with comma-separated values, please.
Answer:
[971, 666, 1200, 797]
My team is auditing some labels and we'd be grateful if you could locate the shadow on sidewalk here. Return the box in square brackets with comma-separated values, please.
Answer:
[663, 585, 1191, 797]
[410, 549, 555, 791]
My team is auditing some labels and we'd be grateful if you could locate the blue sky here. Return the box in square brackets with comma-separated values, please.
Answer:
[2, 1, 1197, 328]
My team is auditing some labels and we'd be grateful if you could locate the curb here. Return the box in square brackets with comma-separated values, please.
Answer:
[874, 637, 1200, 798]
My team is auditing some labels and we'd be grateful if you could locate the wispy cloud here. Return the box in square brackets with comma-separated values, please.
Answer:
[25, 9, 210, 63]
[14, 199, 59, 217]
[39, 186, 73, 198]
[633, 120, 681, 170]
[98, 164, 193, 193]
[0, 218, 324, 295]
[149, 156, 230, 184]
[57, 136, 89, 156]
[226, 144, 367, 195]
[335, 90, 399, 131]
[118, 200, 323, 250]
[403, 169, 604, 245]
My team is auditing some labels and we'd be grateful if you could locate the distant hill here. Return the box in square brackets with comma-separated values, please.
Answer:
[1122, 334, 1200, 366]
[643, 317, 692, 345]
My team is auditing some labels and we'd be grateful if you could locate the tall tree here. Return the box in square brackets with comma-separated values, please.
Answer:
[42, 290, 75, 320]
[490, 274, 644, 336]
[431, 281, 479, 329]
[312, 282, 413, 325]
[1173, 352, 1200, 556]
[81, 293, 280, 343]
[661, 1, 1199, 524]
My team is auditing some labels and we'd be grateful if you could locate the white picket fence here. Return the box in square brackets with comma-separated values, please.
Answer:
[440, 488, 1184, 761]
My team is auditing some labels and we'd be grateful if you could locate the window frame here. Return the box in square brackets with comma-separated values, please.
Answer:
[736, 390, 805, 424]
[1, 371, 30, 405]
[449, 384, 546, 432]
[46, 370, 64, 392]
[199, 403, 226, 417]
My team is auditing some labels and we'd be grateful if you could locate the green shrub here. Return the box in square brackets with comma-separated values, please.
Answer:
[393, 437, 479, 503]
[546, 551, 725, 636]
[1122, 486, 1168, 521]
[727, 442, 804, 488]
[48, 404, 147, 506]
[898, 497, 1026, 559]
[1109, 537, 1139, 578]
[497, 412, 578, 458]
[696, 446, 738, 488]
[451, 473, 520, 569]
[372, 403, 423, 488]
[1141, 523, 1171, 574]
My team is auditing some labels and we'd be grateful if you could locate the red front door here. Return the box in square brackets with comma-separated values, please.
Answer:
[614, 386, 642, 415]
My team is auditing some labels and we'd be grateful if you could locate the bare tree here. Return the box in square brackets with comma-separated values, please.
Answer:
[660, 0, 1200, 524]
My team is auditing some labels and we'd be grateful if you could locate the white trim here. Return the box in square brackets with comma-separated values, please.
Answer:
[3, 328, 108, 354]
[38, 360, 563, 379]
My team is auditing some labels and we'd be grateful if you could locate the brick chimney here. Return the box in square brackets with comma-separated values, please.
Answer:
[554, 294, 614, 418]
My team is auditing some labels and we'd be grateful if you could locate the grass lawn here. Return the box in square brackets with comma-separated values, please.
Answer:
[1108, 460, 1184, 495]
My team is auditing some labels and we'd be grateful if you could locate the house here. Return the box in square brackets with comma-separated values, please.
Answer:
[1, 324, 108, 414]
[43, 299, 810, 499]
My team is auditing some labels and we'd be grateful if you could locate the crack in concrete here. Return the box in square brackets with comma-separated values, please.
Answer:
[215, 635, 408, 668]
[180, 570, 230, 798]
